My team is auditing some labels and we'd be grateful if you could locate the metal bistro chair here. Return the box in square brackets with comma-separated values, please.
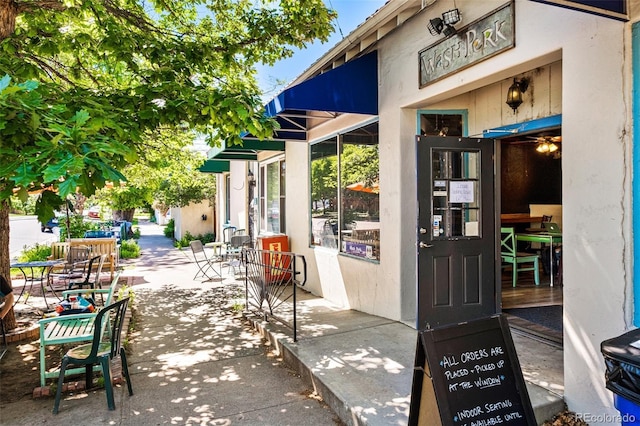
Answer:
[67, 254, 105, 290]
[68, 254, 106, 304]
[53, 297, 133, 414]
[50, 246, 92, 289]
[224, 235, 251, 275]
[500, 227, 540, 287]
[189, 240, 221, 280]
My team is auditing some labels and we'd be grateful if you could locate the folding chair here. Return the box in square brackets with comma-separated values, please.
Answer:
[189, 240, 221, 280]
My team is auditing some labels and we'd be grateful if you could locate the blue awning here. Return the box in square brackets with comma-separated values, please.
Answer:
[482, 114, 562, 138]
[204, 51, 379, 168]
[257, 51, 378, 141]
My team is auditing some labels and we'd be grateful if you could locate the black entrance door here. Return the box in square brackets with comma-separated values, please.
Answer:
[416, 135, 497, 329]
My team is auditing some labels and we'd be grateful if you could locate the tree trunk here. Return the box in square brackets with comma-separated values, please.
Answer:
[0, 0, 17, 42]
[113, 209, 135, 223]
[0, 200, 16, 330]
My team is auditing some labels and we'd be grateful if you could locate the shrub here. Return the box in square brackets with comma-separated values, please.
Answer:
[120, 240, 141, 259]
[174, 231, 215, 249]
[58, 214, 94, 241]
[18, 243, 52, 262]
[131, 227, 141, 239]
[163, 219, 175, 239]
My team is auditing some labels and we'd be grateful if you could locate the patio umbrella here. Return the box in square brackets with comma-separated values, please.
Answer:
[346, 182, 379, 194]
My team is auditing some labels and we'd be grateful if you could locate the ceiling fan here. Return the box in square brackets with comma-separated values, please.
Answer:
[528, 135, 561, 155]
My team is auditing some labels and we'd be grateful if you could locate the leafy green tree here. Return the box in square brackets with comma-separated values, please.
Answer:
[0, 0, 335, 329]
[97, 127, 217, 222]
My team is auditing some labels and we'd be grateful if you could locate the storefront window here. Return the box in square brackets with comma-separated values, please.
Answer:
[310, 121, 380, 260]
[310, 138, 338, 248]
[259, 158, 285, 234]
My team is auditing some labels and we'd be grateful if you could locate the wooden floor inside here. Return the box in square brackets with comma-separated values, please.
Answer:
[501, 268, 564, 346]
[501, 270, 563, 309]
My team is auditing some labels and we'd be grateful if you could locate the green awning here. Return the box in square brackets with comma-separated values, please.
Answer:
[199, 159, 230, 173]
[208, 139, 285, 161]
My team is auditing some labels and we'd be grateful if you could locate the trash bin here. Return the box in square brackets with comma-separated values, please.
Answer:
[601, 329, 640, 424]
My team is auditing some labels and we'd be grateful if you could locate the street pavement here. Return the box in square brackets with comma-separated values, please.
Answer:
[0, 221, 342, 425]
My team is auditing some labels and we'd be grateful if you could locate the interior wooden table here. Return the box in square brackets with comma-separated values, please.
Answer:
[500, 213, 544, 224]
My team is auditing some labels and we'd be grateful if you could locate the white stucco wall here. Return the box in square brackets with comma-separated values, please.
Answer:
[228, 161, 249, 232]
[373, 0, 631, 419]
[171, 201, 215, 240]
[281, 0, 633, 419]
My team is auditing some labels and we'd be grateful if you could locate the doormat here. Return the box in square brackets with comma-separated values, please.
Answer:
[503, 305, 562, 332]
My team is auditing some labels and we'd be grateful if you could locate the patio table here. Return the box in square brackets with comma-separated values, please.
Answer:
[10, 260, 64, 309]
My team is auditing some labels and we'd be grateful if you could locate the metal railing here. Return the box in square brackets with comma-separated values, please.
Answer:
[242, 248, 307, 341]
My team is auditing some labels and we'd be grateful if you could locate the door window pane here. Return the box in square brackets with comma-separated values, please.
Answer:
[432, 149, 481, 239]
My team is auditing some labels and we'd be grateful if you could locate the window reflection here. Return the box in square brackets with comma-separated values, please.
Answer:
[310, 122, 380, 260]
[340, 122, 379, 260]
[310, 138, 338, 248]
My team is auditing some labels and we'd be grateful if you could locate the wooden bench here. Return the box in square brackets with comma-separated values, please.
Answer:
[38, 272, 121, 387]
[49, 238, 120, 280]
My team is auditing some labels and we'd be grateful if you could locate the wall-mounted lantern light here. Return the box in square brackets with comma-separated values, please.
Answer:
[506, 78, 529, 112]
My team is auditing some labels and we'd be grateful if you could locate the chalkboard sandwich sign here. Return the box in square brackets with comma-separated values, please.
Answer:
[409, 315, 536, 426]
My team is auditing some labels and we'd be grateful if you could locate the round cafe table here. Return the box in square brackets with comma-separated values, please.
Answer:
[10, 259, 64, 309]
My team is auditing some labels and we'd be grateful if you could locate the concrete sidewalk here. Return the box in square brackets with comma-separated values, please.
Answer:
[1, 221, 564, 425]
[1, 221, 341, 425]
[244, 283, 565, 425]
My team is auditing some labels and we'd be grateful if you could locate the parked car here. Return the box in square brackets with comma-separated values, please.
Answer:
[87, 206, 100, 219]
[41, 216, 59, 233]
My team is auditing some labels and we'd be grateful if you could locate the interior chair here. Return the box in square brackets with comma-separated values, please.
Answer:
[500, 227, 540, 287]
[53, 297, 132, 414]
[224, 235, 251, 275]
[189, 240, 220, 280]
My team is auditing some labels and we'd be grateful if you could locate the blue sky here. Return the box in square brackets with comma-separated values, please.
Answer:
[255, 0, 387, 100]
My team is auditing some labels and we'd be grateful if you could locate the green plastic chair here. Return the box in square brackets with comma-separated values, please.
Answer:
[53, 297, 133, 414]
[500, 227, 540, 287]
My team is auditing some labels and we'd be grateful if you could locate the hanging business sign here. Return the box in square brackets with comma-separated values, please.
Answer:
[419, 2, 514, 88]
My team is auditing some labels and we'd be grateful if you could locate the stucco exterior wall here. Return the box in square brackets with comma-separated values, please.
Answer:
[372, 0, 631, 419]
[279, 0, 633, 418]
[228, 161, 249, 231]
[269, 0, 634, 417]
[171, 201, 215, 240]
